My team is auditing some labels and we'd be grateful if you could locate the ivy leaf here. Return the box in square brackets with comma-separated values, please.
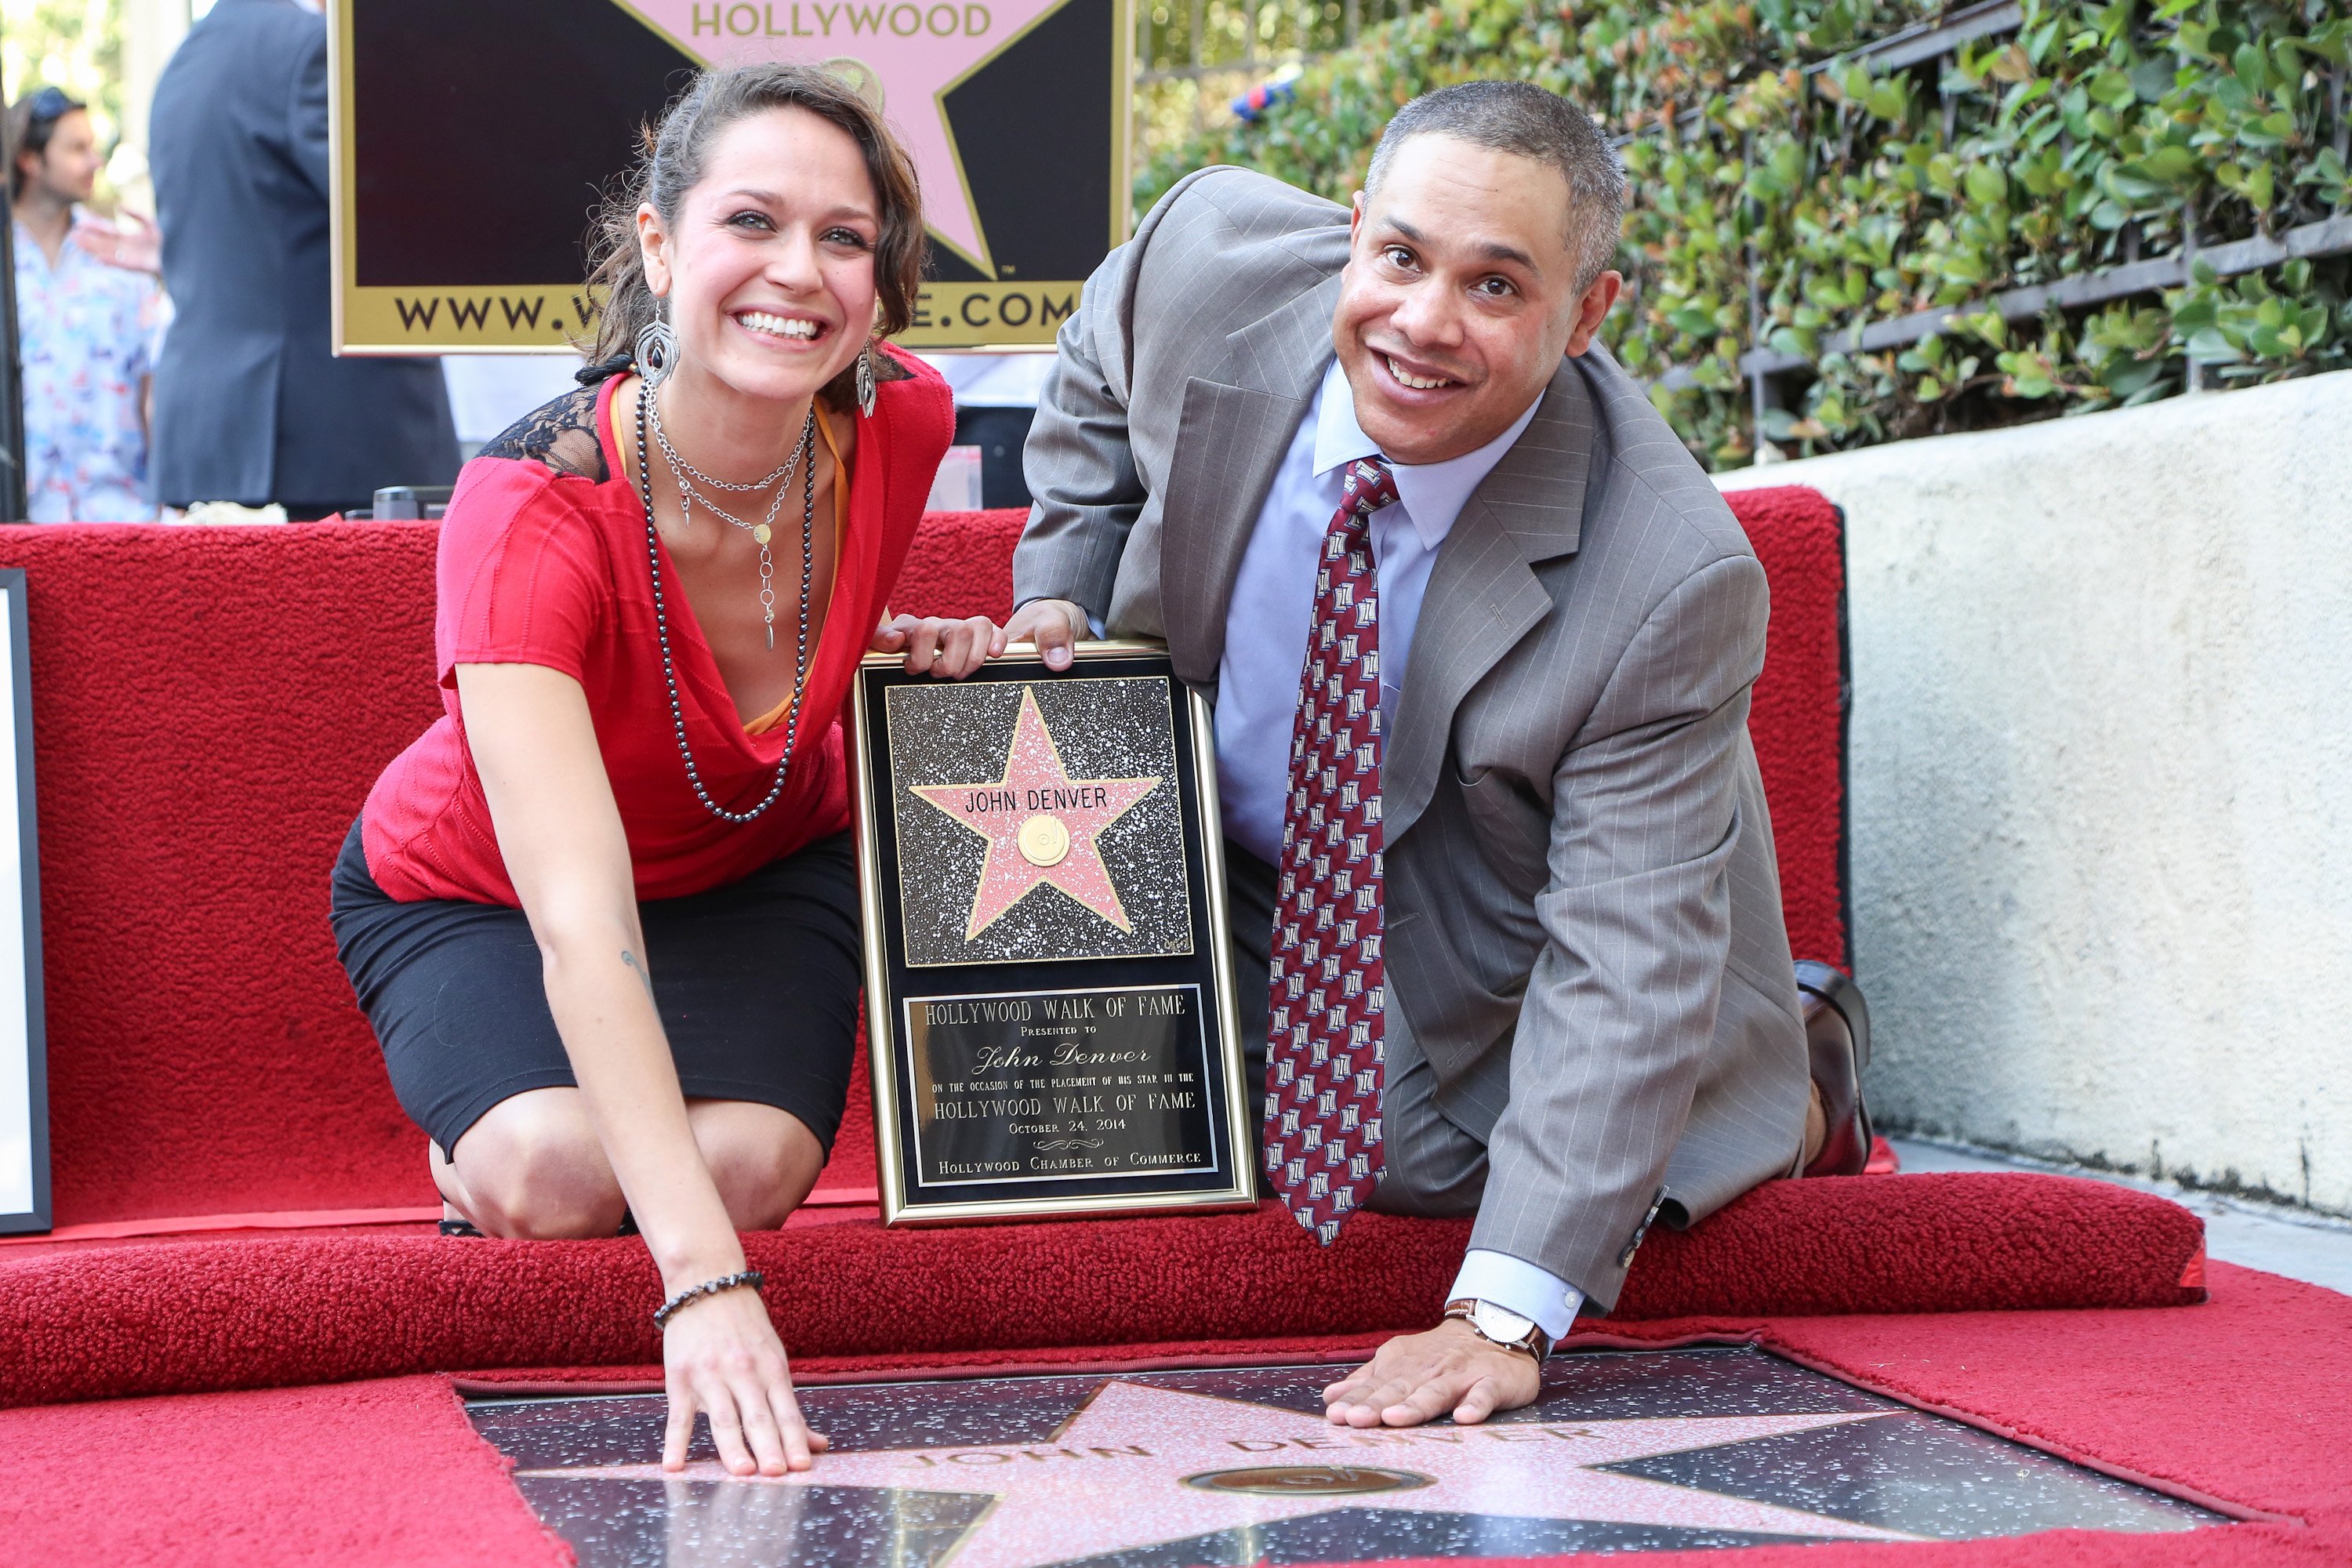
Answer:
[1987, 42, 2037, 82]
[2129, 56, 2180, 101]
[2183, 327, 2245, 362]
[2100, 356, 2168, 397]
[2232, 43, 2269, 95]
[2087, 67, 2137, 109]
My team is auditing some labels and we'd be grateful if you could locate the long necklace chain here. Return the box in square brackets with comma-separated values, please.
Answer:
[633, 384, 817, 825]
[648, 390, 811, 651]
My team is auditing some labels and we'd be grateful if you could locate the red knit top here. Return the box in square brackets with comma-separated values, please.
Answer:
[361, 349, 953, 906]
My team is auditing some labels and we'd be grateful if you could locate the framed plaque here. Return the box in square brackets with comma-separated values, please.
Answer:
[852, 643, 1254, 1224]
[0, 572, 47, 1235]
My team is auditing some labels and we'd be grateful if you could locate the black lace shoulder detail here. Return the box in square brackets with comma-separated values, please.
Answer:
[477, 383, 610, 483]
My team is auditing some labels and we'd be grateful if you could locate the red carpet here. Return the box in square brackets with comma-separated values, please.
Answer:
[0, 491, 1844, 1232]
[1726, 486, 1848, 970]
[0, 497, 2324, 1566]
[0, 1261, 2337, 1566]
[0, 1376, 563, 1566]
[0, 1174, 2202, 1410]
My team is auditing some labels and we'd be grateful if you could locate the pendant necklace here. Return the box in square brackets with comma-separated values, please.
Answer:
[648, 389, 814, 652]
[633, 384, 818, 824]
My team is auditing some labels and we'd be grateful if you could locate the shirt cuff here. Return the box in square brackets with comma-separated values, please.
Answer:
[1448, 1249, 1584, 1343]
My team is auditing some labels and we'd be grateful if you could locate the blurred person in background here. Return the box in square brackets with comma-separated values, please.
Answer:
[148, 0, 459, 520]
[9, 85, 162, 521]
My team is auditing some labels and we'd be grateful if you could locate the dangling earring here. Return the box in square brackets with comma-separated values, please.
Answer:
[855, 342, 877, 419]
[635, 296, 677, 390]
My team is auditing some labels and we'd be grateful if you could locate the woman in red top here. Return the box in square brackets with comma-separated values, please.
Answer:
[332, 65, 1000, 1474]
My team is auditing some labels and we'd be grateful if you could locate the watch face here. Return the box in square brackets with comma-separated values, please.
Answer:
[1472, 1301, 1537, 1343]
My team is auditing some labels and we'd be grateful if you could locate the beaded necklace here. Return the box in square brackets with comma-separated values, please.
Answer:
[631, 384, 817, 824]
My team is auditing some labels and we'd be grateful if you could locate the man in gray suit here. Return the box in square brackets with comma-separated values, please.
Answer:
[1007, 82, 1869, 1428]
[149, 0, 458, 517]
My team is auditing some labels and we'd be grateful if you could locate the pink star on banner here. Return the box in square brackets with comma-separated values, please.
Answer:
[910, 686, 1160, 940]
[535, 1381, 1922, 1566]
[628, 0, 1069, 270]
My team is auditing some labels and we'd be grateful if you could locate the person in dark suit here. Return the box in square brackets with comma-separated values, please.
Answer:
[147, 0, 458, 517]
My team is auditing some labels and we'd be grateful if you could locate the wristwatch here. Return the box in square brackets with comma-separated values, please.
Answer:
[1443, 1297, 1553, 1363]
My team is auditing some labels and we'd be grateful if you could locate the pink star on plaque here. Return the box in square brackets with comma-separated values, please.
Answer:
[625, 0, 1068, 271]
[910, 687, 1160, 940]
[535, 1381, 1923, 1565]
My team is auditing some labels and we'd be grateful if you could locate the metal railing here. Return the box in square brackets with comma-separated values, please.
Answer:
[1126, 0, 2352, 410]
[1631, 0, 2352, 410]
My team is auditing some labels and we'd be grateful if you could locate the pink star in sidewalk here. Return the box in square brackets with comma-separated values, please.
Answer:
[627, 0, 1068, 270]
[910, 687, 1160, 940]
[534, 1381, 1922, 1566]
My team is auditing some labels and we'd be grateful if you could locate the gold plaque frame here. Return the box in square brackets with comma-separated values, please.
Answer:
[853, 642, 1255, 1225]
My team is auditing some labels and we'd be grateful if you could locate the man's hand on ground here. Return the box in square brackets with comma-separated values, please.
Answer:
[1000, 598, 1089, 670]
[1322, 1319, 1543, 1428]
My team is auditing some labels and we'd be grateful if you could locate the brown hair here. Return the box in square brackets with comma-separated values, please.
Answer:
[6, 86, 85, 202]
[584, 63, 924, 405]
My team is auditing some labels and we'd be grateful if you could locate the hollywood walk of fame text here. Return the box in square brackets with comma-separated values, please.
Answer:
[907, 984, 1216, 1185]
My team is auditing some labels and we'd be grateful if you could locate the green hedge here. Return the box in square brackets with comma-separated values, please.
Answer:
[1138, 0, 2352, 467]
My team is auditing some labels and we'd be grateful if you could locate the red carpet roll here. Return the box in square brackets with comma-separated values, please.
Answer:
[0, 1174, 2203, 1410]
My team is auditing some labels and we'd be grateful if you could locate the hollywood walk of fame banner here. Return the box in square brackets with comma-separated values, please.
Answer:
[326, 0, 1127, 354]
[851, 644, 1256, 1224]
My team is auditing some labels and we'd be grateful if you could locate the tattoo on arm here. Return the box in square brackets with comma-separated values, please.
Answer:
[622, 949, 655, 1002]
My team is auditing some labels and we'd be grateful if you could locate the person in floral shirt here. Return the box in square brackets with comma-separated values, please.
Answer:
[9, 86, 160, 522]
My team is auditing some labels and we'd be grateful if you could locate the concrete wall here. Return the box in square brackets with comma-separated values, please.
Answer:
[1719, 372, 2352, 1216]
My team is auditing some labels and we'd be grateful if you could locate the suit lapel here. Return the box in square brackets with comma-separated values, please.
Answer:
[1384, 357, 1599, 842]
[1160, 275, 1341, 688]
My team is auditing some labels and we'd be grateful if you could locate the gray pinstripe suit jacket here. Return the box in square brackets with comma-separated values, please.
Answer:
[1011, 167, 1809, 1309]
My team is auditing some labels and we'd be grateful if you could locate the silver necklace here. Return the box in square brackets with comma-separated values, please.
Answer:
[648, 390, 814, 651]
[633, 385, 817, 824]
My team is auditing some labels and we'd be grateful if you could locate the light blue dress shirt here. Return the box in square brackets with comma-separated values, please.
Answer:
[1213, 358, 1582, 1341]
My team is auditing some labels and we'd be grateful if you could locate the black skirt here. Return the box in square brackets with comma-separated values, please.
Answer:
[329, 819, 862, 1156]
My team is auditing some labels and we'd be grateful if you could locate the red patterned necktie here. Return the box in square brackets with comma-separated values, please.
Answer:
[1265, 455, 1397, 1244]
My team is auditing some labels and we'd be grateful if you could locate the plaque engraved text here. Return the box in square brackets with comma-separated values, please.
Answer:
[904, 984, 1218, 1188]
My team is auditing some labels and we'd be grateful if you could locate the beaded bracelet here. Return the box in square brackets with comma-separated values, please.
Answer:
[654, 1269, 766, 1329]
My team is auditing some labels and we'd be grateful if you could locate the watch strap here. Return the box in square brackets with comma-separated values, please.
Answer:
[1443, 1296, 1553, 1362]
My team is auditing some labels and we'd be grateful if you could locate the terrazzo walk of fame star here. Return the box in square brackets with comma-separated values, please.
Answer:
[471, 1348, 2225, 1567]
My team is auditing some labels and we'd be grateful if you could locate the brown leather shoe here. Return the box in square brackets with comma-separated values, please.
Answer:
[1796, 960, 1873, 1178]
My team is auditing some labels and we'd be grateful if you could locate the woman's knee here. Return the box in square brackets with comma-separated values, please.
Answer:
[451, 1091, 626, 1239]
[692, 1103, 825, 1231]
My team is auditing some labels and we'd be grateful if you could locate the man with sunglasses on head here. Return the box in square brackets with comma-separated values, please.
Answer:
[9, 86, 161, 521]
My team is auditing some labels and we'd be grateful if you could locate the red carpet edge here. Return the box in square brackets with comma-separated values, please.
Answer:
[0, 1174, 2203, 1410]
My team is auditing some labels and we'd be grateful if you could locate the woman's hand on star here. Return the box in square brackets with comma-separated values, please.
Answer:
[872, 613, 1005, 677]
[661, 1283, 830, 1475]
